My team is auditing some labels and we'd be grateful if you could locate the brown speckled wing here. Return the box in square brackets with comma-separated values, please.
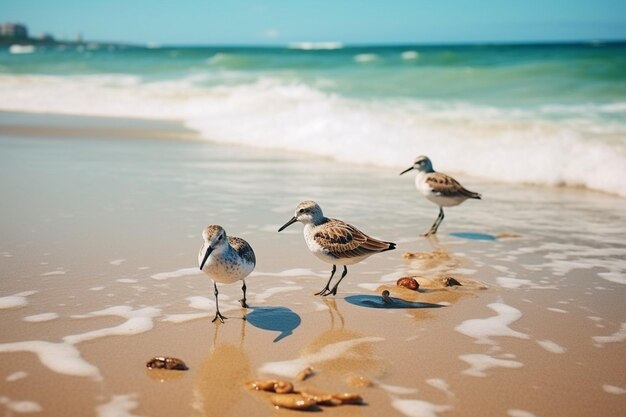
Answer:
[314, 220, 392, 259]
[228, 236, 256, 265]
[426, 173, 481, 199]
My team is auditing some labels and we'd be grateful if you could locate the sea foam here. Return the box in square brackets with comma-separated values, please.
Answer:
[1, 74, 625, 197]
[455, 302, 529, 344]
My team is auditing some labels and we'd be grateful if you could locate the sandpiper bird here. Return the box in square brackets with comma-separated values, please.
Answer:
[278, 200, 396, 296]
[400, 155, 481, 236]
[198, 225, 256, 323]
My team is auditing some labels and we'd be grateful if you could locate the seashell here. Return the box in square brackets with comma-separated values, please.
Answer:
[346, 375, 372, 387]
[245, 379, 277, 391]
[271, 394, 317, 410]
[396, 277, 420, 290]
[273, 380, 294, 394]
[146, 356, 188, 370]
[245, 379, 293, 394]
[295, 366, 314, 381]
[300, 389, 341, 406]
[332, 392, 363, 404]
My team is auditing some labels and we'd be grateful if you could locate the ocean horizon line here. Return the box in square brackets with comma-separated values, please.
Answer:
[5, 38, 625, 51]
[136, 38, 626, 49]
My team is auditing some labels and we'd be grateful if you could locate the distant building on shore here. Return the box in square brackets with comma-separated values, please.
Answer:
[0, 22, 29, 39]
[39, 33, 55, 42]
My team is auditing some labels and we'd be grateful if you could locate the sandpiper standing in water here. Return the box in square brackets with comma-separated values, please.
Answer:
[199, 225, 256, 323]
[400, 155, 481, 236]
[278, 200, 396, 296]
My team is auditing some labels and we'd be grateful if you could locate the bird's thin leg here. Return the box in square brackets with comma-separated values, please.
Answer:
[239, 279, 249, 308]
[424, 207, 444, 236]
[315, 265, 336, 296]
[433, 207, 445, 233]
[212, 282, 227, 323]
[327, 266, 348, 296]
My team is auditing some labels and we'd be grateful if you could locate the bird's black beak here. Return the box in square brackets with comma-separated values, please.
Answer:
[278, 216, 297, 232]
[200, 246, 213, 270]
[399, 166, 414, 175]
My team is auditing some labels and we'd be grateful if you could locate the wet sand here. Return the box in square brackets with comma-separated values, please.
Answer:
[1, 112, 625, 417]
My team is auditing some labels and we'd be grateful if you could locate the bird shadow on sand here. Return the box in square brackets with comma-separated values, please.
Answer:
[448, 231, 497, 241]
[245, 306, 301, 343]
[344, 294, 446, 310]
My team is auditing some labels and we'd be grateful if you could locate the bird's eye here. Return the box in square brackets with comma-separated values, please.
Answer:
[298, 208, 305, 214]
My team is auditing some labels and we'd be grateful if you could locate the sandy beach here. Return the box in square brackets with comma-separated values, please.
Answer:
[1, 112, 625, 417]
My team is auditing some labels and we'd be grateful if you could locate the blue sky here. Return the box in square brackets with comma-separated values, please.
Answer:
[1, 0, 625, 45]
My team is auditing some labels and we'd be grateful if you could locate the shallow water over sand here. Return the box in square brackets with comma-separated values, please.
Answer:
[1, 113, 625, 417]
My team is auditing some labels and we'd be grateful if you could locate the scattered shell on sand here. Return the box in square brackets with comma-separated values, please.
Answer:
[295, 367, 315, 381]
[300, 390, 341, 406]
[271, 394, 317, 410]
[396, 277, 420, 290]
[332, 392, 363, 404]
[346, 375, 372, 387]
[443, 276, 462, 287]
[247, 377, 364, 410]
[146, 356, 188, 371]
[300, 389, 363, 406]
[246, 379, 294, 394]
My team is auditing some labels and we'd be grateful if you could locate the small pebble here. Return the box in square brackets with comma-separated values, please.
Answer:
[146, 357, 188, 371]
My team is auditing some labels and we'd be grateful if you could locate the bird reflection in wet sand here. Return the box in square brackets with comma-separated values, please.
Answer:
[195, 319, 252, 416]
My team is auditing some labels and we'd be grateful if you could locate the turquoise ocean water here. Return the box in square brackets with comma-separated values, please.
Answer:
[1, 42, 625, 195]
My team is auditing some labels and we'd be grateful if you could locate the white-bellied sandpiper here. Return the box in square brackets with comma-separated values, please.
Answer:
[278, 200, 396, 296]
[199, 225, 256, 323]
[400, 155, 481, 236]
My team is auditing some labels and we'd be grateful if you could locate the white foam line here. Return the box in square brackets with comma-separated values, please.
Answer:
[455, 302, 529, 344]
[357, 283, 381, 291]
[536, 339, 566, 354]
[496, 277, 556, 290]
[598, 272, 626, 285]
[162, 312, 212, 323]
[250, 268, 326, 278]
[0, 341, 101, 380]
[392, 398, 452, 417]
[41, 270, 66, 276]
[187, 296, 215, 311]
[252, 286, 304, 304]
[0, 396, 43, 414]
[508, 409, 538, 417]
[426, 378, 454, 397]
[5, 371, 28, 382]
[64, 306, 161, 345]
[259, 337, 384, 378]
[602, 384, 626, 395]
[96, 394, 146, 417]
[23, 313, 59, 323]
[0, 291, 37, 309]
[592, 323, 626, 346]
[150, 267, 201, 280]
[459, 353, 523, 377]
[379, 383, 418, 395]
